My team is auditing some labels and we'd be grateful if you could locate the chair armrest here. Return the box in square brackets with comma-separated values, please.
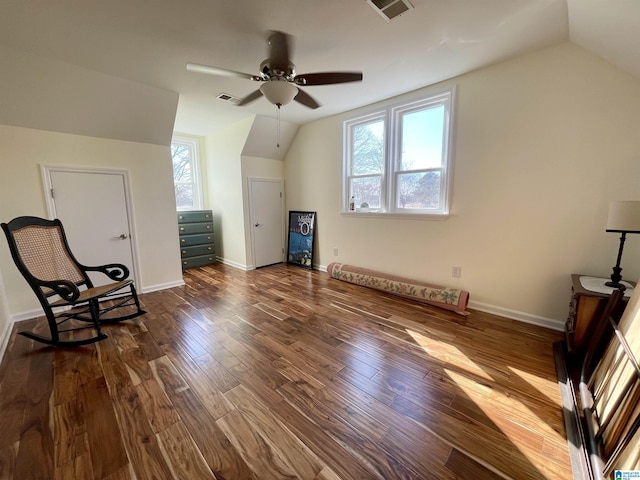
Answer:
[83, 263, 130, 281]
[40, 280, 80, 303]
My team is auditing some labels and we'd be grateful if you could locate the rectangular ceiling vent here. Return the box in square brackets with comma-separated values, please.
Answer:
[217, 93, 241, 104]
[367, 0, 413, 21]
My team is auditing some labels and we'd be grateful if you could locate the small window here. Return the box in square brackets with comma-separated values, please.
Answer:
[171, 136, 203, 211]
[347, 113, 385, 209]
[343, 86, 456, 216]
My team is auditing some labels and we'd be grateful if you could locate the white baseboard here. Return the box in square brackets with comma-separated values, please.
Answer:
[141, 280, 185, 294]
[0, 319, 13, 363]
[216, 257, 253, 271]
[468, 300, 564, 331]
[11, 307, 44, 323]
[0, 307, 44, 362]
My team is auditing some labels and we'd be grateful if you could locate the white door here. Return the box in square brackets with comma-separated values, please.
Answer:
[249, 178, 284, 268]
[44, 168, 137, 287]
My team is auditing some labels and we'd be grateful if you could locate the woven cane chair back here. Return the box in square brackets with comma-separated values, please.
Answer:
[12, 224, 86, 290]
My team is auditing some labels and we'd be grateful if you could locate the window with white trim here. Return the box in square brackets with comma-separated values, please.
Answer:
[171, 136, 203, 211]
[343, 86, 455, 216]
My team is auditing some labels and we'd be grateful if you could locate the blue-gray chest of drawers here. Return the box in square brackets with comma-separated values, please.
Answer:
[177, 210, 216, 269]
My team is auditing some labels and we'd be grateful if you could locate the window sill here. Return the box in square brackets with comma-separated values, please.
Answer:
[341, 210, 450, 220]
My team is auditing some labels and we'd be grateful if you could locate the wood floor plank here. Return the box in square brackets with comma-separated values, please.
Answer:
[0, 356, 30, 451]
[0, 263, 573, 480]
[377, 425, 458, 480]
[162, 342, 234, 420]
[148, 354, 190, 397]
[79, 376, 129, 479]
[0, 442, 18, 479]
[13, 348, 55, 480]
[249, 376, 381, 480]
[109, 382, 175, 480]
[169, 388, 253, 480]
[193, 351, 241, 393]
[53, 400, 87, 469]
[156, 420, 217, 480]
[135, 378, 181, 434]
[225, 384, 325, 479]
[279, 381, 420, 479]
[216, 409, 302, 480]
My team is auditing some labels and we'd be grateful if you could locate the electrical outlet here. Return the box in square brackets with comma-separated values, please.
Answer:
[451, 266, 462, 278]
[333, 247, 339, 256]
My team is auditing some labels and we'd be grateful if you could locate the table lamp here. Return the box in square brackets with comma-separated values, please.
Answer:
[605, 200, 640, 287]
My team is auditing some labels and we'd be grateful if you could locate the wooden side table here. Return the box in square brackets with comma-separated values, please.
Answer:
[565, 274, 634, 352]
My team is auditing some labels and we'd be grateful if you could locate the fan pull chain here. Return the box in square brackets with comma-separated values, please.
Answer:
[276, 105, 281, 148]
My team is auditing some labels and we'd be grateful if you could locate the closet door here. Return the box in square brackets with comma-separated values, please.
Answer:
[43, 167, 138, 287]
[249, 177, 284, 268]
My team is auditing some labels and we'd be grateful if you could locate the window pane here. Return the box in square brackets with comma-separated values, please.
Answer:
[397, 171, 441, 209]
[172, 144, 193, 183]
[351, 176, 382, 208]
[175, 184, 194, 209]
[352, 120, 384, 175]
[400, 106, 444, 171]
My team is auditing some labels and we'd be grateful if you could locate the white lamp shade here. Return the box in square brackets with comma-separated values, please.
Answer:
[260, 81, 298, 106]
[606, 201, 640, 233]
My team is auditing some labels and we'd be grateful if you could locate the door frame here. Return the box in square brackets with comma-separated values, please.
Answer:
[40, 164, 143, 287]
[248, 176, 285, 269]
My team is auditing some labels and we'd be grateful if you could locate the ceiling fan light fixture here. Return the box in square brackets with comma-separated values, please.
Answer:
[260, 80, 298, 107]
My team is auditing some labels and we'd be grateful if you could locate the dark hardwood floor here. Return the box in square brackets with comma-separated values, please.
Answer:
[0, 263, 572, 479]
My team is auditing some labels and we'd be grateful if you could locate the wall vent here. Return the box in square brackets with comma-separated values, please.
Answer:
[367, 0, 413, 21]
[217, 93, 241, 104]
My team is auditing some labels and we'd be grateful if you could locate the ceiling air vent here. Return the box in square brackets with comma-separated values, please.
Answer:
[217, 93, 240, 104]
[367, 0, 413, 21]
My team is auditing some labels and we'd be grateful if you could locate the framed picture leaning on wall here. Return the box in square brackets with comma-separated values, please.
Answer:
[287, 211, 316, 269]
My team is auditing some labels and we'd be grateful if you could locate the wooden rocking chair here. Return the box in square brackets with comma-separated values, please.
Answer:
[1, 216, 146, 347]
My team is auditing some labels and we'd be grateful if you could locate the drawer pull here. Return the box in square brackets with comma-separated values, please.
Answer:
[205, 214, 210, 218]
[181, 239, 186, 243]
[206, 225, 211, 229]
[182, 250, 186, 254]
[178, 215, 184, 220]
[180, 227, 185, 231]
[207, 236, 211, 240]
[183, 261, 188, 265]
[207, 247, 212, 250]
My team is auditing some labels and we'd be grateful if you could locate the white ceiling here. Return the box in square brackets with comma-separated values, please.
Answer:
[0, 0, 638, 137]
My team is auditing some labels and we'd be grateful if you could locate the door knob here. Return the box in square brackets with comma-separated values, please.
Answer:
[255, 223, 261, 227]
[118, 234, 128, 240]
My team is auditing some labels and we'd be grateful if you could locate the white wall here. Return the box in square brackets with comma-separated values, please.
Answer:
[205, 117, 288, 269]
[284, 42, 640, 327]
[205, 118, 254, 268]
[0, 125, 184, 316]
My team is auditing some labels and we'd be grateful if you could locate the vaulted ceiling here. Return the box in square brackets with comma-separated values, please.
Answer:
[0, 0, 638, 137]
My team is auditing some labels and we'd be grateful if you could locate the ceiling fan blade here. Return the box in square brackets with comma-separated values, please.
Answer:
[237, 89, 264, 106]
[186, 62, 257, 81]
[267, 31, 292, 71]
[294, 89, 321, 109]
[294, 72, 363, 86]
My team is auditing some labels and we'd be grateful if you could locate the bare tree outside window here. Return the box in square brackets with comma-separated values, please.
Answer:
[350, 120, 384, 208]
[171, 137, 202, 210]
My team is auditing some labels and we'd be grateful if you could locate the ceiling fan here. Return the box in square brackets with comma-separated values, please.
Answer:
[186, 31, 363, 110]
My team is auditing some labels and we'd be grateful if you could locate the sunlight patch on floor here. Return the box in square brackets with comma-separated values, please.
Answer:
[507, 366, 559, 406]
[446, 368, 567, 447]
[405, 328, 493, 381]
